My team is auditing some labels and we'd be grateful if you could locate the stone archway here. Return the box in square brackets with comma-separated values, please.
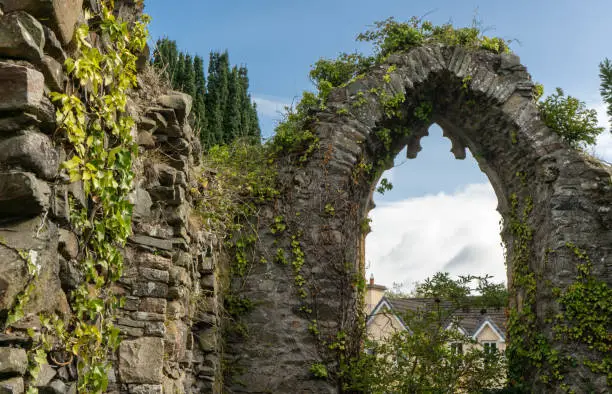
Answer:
[228, 46, 611, 393]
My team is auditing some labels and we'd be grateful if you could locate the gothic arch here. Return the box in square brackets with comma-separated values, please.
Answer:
[229, 46, 612, 393]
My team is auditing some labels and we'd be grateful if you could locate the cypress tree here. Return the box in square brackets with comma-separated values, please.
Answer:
[224, 66, 243, 142]
[249, 100, 261, 142]
[153, 38, 179, 83]
[193, 55, 207, 141]
[183, 54, 196, 99]
[153, 42, 261, 147]
[205, 52, 221, 146]
[206, 51, 230, 145]
[174, 52, 186, 90]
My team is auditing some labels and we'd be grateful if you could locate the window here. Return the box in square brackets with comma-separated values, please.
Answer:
[483, 342, 497, 355]
[450, 342, 463, 355]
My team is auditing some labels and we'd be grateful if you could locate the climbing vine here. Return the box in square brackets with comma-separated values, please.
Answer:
[553, 243, 612, 386]
[43, 1, 149, 392]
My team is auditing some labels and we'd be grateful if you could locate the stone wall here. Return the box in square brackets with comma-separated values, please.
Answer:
[228, 47, 612, 392]
[0, 1, 225, 393]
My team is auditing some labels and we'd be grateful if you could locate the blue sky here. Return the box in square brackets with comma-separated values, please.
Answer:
[145, 0, 612, 288]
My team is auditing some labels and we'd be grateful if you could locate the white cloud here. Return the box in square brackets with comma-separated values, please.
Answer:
[591, 101, 612, 162]
[252, 96, 290, 118]
[365, 183, 506, 291]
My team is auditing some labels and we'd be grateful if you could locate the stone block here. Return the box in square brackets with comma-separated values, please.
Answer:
[0, 377, 24, 393]
[128, 384, 162, 394]
[155, 164, 186, 187]
[131, 311, 165, 322]
[1, 0, 84, 45]
[0, 62, 44, 112]
[169, 266, 190, 287]
[137, 116, 157, 132]
[0, 11, 44, 62]
[138, 298, 166, 314]
[136, 131, 155, 148]
[32, 363, 55, 387]
[40, 55, 65, 91]
[0, 113, 40, 133]
[147, 185, 185, 205]
[42, 25, 66, 63]
[144, 322, 165, 337]
[128, 234, 173, 251]
[132, 281, 168, 298]
[0, 348, 27, 376]
[118, 337, 164, 384]
[138, 267, 169, 284]
[122, 296, 140, 311]
[0, 246, 28, 311]
[157, 92, 192, 125]
[0, 131, 59, 181]
[58, 229, 78, 260]
[196, 329, 216, 353]
[131, 252, 171, 270]
[0, 171, 50, 217]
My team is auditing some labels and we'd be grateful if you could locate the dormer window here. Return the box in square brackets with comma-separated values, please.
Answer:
[450, 342, 463, 354]
[483, 341, 498, 355]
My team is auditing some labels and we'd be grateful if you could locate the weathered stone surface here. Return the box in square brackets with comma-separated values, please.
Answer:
[129, 186, 152, 221]
[0, 11, 44, 61]
[128, 234, 173, 251]
[147, 185, 184, 205]
[128, 384, 162, 394]
[40, 55, 64, 91]
[41, 25, 66, 63]
[0, 62, 44, 112]
[0, 247, 28, 311]
[33, 363, 56, 387]
[155, 164, 186, 187]
[0, 377, 24, 393]
[0, 171, 50, 216]
[228, 46, 612, 393]
[1, 0, 84, 44]
[58, 229, 78, 260]
[0, 113, 40, 133]
[157, 92, 192, 124]
[0, 348, 27, 376]
[0, 131, 58, 180]
[118, 337, 164, 384]
[138, 298, 166, 314]
[136, 131, 155, 148]
[132, 281, 168, 298]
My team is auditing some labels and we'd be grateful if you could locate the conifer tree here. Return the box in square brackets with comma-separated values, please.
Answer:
[174, 52, 186, 90]
[224, 66, 244, 142]
[152, 42, 261, 147]
[206, 51, 230, 145]
[193, 55, 207, 138]
[183, 54, 196, 99]
[600, 58, 612, 126]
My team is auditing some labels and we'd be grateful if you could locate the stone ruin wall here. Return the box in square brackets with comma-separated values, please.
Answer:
[0, 1, 611, 394]
[0, 1, 225, 393]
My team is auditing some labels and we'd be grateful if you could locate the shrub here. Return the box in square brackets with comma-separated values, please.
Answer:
[538, 87, 604, 148]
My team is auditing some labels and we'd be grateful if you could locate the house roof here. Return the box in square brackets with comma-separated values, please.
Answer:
[368, 296, 507, 341]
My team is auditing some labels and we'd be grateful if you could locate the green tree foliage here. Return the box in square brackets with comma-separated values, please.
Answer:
[347, 273, 508, 392]
[538, 87, 604, 148]
[358, 17, 510, 61]
[152, 39, 261, 148]
[193, 55, 208, 133]
[600, 58, 612, 126]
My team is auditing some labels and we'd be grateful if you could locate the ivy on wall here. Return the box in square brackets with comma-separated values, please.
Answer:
[43, 1, 149, 392]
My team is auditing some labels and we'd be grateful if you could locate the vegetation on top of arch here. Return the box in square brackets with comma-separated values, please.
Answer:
[267, 17, 512, 158]
[268, 16, 608, 160]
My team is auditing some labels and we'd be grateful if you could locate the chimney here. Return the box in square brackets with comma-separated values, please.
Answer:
[364, 274, 387, 315]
